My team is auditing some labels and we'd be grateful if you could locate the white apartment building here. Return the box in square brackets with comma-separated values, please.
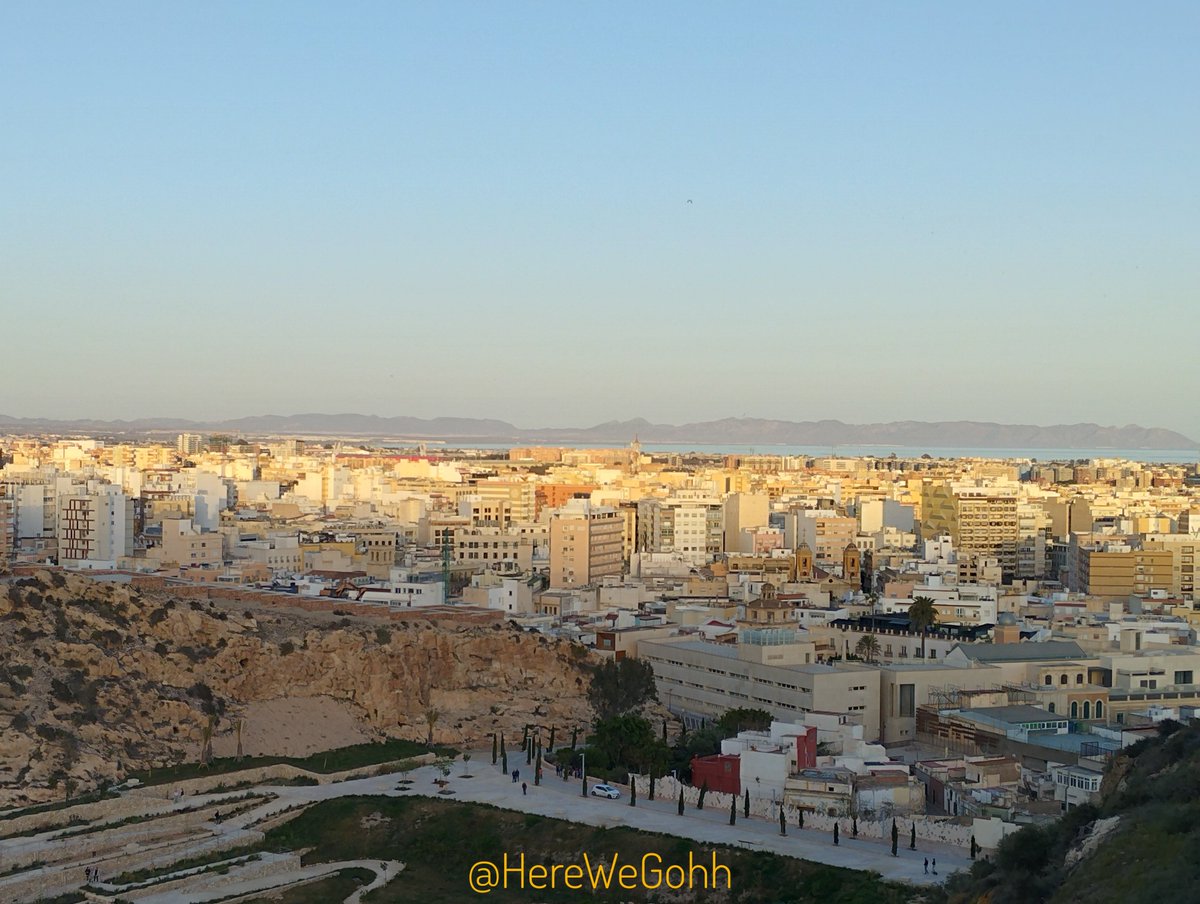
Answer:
[56, 487, 134, 568]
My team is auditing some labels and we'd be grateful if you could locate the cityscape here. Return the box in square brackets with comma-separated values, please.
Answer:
[4, 2, 1199, 903]
[1, 428, 1199, 901]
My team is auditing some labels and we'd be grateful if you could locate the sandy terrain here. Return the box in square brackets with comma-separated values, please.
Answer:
[212, 696, 378, 758]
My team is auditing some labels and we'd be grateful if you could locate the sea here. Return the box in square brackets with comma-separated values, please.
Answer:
[383, 441, 1200, 464]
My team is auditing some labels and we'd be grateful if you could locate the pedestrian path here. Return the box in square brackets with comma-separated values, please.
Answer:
[395, 754, 970, 886]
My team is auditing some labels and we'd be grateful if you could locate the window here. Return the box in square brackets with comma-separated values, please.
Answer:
[1048, 702, 1056, 713]
[1060, 675, 1068, 685]
[1174, 671, 1194, 685]
[1082, 701, 1091, 720]
[1044, 675, 1053, 685]
[899, 684, 915, 718]
[1095, 701, 1104, 719]
[1076, 674, 1084, 685]
[1071, 701, 1078, 719]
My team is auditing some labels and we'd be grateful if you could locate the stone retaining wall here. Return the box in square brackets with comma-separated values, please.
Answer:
[119, 851, 303, 902]
[128, 753, 435, 801]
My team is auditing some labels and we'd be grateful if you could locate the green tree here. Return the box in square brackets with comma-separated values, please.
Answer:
[910, 822, 916, 850]
[716, 707, 773, 735]
[852, 815, 858, 837]
[462, 752, 472, 776]
[854, 634, 881, 664]
[678, 788, 685, 815]
[834, 822, 839, 845]
[697, 780, 708, 811]
[588, 714, 670, 779]
[891, 819, 898, 857]
[729, 793, 736, 825]
[908, 596, 938, 659]
[491, 733, 498, 765]
[424, 708, 440, 746]
[588, 658, 658, 719]
[629, 777, 636, 807]
[744, 789, 750, 819]
[798, 807, 803, 828]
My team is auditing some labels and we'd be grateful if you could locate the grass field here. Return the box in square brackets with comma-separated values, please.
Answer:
[254, 796, 917, 904]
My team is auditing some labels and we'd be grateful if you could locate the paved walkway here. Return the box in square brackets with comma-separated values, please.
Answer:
[134, 858, 403, 904]
[394, 755, 968, 886]
[2, 751, 967, 901]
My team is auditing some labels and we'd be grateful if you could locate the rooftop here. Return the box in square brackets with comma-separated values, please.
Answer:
[952, 640, 1087, 662]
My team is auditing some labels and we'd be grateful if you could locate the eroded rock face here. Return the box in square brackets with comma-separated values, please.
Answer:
[0, 572, 595, 807]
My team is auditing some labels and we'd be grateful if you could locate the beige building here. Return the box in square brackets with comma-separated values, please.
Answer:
[548, 498, 623, 588]
[877, 662, 992, 744]
[454, 526, 533, 572]
[922, 482, 1019, 580]
[160, 517, 222, 569]
[638, 631, 880, 739]
[1070, 539, 1174, 599]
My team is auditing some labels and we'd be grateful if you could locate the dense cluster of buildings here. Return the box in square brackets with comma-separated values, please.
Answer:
[3, 433, 1199, 822]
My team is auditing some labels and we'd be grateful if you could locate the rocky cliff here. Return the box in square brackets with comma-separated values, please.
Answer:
[0, 572, 595, 808]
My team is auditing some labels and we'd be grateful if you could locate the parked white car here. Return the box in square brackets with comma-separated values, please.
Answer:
[590, 783, 621, 799]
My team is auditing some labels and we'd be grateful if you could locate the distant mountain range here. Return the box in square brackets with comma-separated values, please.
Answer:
[0, 412, 1196, 450]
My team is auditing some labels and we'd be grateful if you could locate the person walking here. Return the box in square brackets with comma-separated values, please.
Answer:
[924, 858, 928, 875]
[522, 781, 528, 795]
[932, 858, 937, 875]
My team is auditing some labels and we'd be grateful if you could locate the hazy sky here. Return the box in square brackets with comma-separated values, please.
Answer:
[2, 2, 1198, 436]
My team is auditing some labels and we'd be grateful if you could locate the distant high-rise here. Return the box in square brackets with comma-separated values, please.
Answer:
[549, 498, 623, 588]
[921, 481, 1019, 581]
[176, 433, 204, 456]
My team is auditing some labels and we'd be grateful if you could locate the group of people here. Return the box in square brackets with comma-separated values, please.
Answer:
[555, 763, 582, 779]
[84, 867, 100, 884]
[923, 857, 937, 875]
[510, 769, 528, 794]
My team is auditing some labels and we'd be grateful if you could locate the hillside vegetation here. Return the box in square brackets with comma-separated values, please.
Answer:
[940, 719, 1200, 904]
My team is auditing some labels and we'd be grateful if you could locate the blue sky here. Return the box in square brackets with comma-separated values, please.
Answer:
[2, 2, 1198, 436]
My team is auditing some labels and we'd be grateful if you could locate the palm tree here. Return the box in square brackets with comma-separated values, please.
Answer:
[854, 634, 881, 664]
[908, 596, 938, 660]
[235, 719, 245, 761]
[424, 708, 440, 746]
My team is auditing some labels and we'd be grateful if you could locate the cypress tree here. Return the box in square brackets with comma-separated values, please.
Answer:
[910, 822, 916, 850]
[852, 815, 858, 837]
[779, 806, 787, 836]
[697, 780, 708, 810]
[630, 778, 636, 807]
[729, 794, 736, 825]
[491, 733, 497, 765]
[833, 823, 839, 845]
[677, 788, 685, 816]
[649, 775, 656, 801]
[744, 789, 750, 819]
